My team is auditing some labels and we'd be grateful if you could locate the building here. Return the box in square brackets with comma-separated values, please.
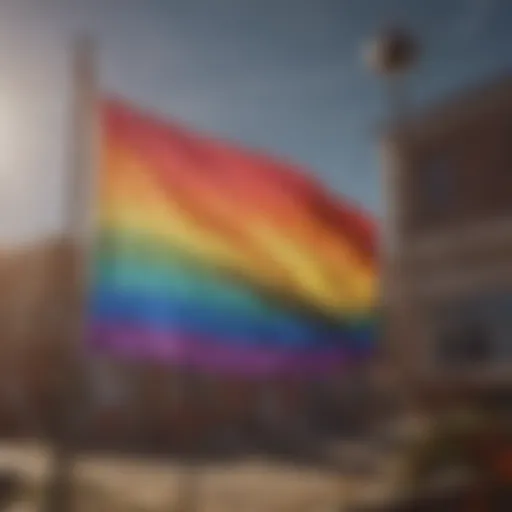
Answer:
[381, 76, 512, 394]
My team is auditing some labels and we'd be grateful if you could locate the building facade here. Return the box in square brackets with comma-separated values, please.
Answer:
[381, 76, 512, 393]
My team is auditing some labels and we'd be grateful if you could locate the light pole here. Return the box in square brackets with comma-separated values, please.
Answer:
[360, 26, 421, 433]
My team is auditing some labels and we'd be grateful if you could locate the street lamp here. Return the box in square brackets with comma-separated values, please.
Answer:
[363, 26, 419, 121]
[359, 27, 421, 415]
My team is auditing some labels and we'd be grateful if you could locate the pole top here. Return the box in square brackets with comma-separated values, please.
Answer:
[363, 26, 419, 77]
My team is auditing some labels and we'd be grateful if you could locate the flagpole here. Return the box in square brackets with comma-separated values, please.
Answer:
[41, 36, 98, 512]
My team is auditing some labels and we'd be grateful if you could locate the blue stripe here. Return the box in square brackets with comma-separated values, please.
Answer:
[89, 288, 375, 350]
[92, 252, 374, 327]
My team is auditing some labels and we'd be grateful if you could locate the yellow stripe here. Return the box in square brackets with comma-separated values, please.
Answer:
[99, 149, 376, 315]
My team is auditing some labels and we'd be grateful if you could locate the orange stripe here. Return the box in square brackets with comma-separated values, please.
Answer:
[101, 140, 374, 278]
[101, 99, 376, 262]
[99, 148, 375, 315]
[100, 144, 375, 298]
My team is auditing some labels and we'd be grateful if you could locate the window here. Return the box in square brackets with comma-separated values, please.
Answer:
[432, 290, 512, 368]
[436, 317, 491, 367]
[418, 153, 455, 216]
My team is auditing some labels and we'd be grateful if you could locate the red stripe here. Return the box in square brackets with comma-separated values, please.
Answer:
[101, 98, 376, 262]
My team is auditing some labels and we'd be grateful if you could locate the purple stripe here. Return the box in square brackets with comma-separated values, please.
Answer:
[87, 324, 368, 377]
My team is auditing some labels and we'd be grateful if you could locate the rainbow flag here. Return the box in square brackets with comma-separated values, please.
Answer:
[87, 98, 378, 376]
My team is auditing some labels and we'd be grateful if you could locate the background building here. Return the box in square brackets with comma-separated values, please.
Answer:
[381, 75, 512, 394]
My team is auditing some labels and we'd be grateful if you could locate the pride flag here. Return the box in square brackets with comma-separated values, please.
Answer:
[87, 98, 378, 376]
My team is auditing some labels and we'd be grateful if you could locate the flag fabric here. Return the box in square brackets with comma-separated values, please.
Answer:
[87, 98, 378, 376]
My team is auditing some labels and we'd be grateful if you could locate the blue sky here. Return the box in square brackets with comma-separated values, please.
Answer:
[0, 0, 509, 243]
